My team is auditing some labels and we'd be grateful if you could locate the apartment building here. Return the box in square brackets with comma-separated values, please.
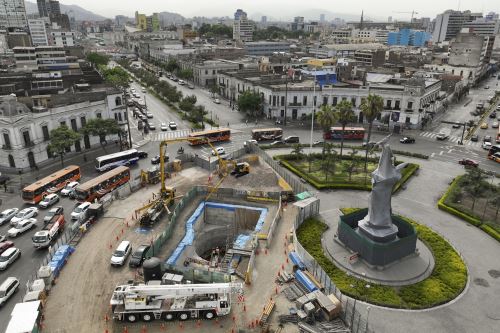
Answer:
[233, 9, 253, 42]
[13, 46, 80, 72]
[244, 41, 291, 56]
[28, 19, 49, 46]
[432, 10, 482, 43]
[193, 60, 240, 87]
[0, 0, 28, 30]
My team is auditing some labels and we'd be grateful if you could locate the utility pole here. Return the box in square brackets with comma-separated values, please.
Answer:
[124, 89, 133, 149]
[284, 76, 288, 126]
[441, 120, 466, 144]
[310, 71, 316, 152]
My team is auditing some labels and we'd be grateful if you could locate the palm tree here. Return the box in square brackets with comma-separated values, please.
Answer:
[360, 94, 384, 172]
[335, 100, 356, 159]
[316, 104, 337, 136]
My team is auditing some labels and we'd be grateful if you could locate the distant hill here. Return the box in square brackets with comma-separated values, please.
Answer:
[158, 12, 185, 25]
[25, 1, 108, 21]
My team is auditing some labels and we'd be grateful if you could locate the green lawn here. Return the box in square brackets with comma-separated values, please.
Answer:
[296, 211, 467, 309]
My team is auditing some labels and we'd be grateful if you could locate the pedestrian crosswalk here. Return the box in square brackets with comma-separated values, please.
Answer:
[419, 131, 483, 147]
[150, 129, 191, 141]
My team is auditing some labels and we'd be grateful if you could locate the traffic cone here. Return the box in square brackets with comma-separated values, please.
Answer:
[265, 249, 268, 255]
[121, 228, 124, 234]
[123, 327, 128, 333]
[109, 244, 112, 249]
[104, 314, 109, 322]
[141, 325, 147, 333]
[243, 304, 246, 312]
[116, 236, 119, 242]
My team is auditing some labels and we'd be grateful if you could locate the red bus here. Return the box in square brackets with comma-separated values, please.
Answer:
[22, 165, 81, 204]
[324, 127, 365, 140]
[188, 128, 231, 145]
[74, 166, 130, 203]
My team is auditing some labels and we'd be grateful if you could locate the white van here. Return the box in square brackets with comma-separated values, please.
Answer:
[71, 202, 91, 222]
[0, 277, 19, 306]
[111, 241, 132, 266]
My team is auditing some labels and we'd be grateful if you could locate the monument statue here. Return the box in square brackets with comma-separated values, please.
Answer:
[358, 135, 408, 242]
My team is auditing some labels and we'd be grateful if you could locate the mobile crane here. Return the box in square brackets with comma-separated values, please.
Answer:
[110, 282, 243, 323]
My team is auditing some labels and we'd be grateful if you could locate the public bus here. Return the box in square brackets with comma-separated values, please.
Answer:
[323, 127, 365, 140]
[74, 166, 130, 203]
[95, 149, 139, 172]
[22, 165, 81, 204]
[188, 128, 231, 145]
[496, 127, 500, 144]
[251, 128, 284, 141]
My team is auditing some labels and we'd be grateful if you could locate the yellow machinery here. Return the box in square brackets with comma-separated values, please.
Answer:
[230, 162, 250, 177]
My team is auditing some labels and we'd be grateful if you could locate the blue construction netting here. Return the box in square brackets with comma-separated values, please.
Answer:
[295, 270, 318, 292]
[49, 245, 75, 277]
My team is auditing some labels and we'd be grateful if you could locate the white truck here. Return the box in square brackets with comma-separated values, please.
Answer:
[110, 282, 243, 323]
[32, 214, 65, 249]
[436, 128, 451, 140]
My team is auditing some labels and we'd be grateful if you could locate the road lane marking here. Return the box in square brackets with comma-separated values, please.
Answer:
[439, 151, 444, 155]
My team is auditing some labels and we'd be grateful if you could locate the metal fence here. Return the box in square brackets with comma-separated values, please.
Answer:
[249, 143, 308, 194]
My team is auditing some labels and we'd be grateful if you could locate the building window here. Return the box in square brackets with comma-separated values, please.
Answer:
[351, 98, 356, 107]
[3, 133, 11, 149]
[71, 119, 77, 131]
[281, 96, 285, 106]
[118, 113, 123, 122]
[42, 125, 49, 141]
[394, 100, 400, 110]
[407, 101, 413, 109]
[272, 96, 276, 106]
[80, 116, 86, 127]
[303, 96, 307, 106]
[205, 70, 208, 75]
[386, 100, 392, 108]
[115, 96, 122, 106]
[60, 121, 66, 127]
[332, 97, 338, 106]
[22, 131, 31, 146]
[96, 113, 102, 118]
[323, 96, 328, 105]
[313, 96, 317, 107]
[293, 96, 298, 104]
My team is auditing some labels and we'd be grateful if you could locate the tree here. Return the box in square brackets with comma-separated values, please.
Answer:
[360, 94, 384, 172]
[87, 52, 110, 67]
[101, 67, 129, 88]
[346, 149, 359, 181]
[165, 59, 179, 73]
[335, 100, 356, 159]
[316, 104, 337, 134]
[321, 144, 337, 182]
[464, 183, 488, 211]
[177, 68, 193, 81]
[48, 125, 81, 167]
[209, 84, 220, 97]
[488, 186, 500, 220]
[237, 91, 262, 118]
[82, 118, 122, 153]
[291, 144, 304, 159]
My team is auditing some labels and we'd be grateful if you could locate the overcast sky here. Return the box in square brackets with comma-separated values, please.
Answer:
[58, 0, 499, 20]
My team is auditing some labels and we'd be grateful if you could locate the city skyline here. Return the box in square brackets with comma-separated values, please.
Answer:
[50, 0, 499, 20]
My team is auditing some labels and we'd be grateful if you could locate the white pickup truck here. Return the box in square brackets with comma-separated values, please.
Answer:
[436, 128, 451, 140]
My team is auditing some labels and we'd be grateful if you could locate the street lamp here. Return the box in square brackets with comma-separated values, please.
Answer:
[123, 89, 133, 149]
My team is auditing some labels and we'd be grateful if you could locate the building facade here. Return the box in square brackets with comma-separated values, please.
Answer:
[462, 18, 500, 36]
[193, 60, 240, 87]
[49, 30, 75, 47]
[0, 0, 27, 30]
[233, 9, 253, 42]
[0, 87, 125, 169]
[387, 29, 431, 46]
[243, 41, 291, 56]
[28, 19, 49, 46]
[432, 10, 482, 43]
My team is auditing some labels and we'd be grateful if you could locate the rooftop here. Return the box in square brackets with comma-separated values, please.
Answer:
[321, 43, 387, 51]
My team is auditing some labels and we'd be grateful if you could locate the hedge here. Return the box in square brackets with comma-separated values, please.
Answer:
[438, 175, 500, 242]
[277, 155, 419, 193]
[296, 210, 467, 309]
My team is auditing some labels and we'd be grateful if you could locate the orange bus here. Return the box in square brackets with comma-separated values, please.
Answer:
[22, 165, 81, 204]
[188, 128, 231, 145]
[74, 166, 130, 203]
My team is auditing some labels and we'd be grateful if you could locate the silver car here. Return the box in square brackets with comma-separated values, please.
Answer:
[0, 208, 18, 226]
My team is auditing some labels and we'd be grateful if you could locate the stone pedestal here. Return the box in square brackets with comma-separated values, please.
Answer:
[358, 217, 399, 242]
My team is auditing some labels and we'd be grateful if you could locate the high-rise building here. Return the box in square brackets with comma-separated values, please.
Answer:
[320, 14, 325, 22]
[233, 9, 253, 42]
[462, 18, 500, 36]
[28, 19, 48, 46]
[0, 0, 28, 30]
[37, 0, 60, 18]
[432, 10, 483, 43]
[135, 11, 159, 32]
[388, 29, 431, 47]
[261, 16, 267, 24]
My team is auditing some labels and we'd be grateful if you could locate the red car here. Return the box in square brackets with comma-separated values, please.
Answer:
[0, 241, 14, 254]
[458, 159, 478, 167]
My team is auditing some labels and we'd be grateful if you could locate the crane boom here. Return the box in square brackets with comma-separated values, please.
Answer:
[115, 282, 243, 298]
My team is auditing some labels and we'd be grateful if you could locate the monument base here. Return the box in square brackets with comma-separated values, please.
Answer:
[358, 217, 398, 242]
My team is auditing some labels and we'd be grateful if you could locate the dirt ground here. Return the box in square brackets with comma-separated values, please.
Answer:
[42, 160, 300, 333]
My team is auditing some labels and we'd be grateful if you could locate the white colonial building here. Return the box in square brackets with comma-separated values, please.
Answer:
[0, 86, 125, 170]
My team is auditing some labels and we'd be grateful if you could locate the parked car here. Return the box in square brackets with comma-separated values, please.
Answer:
[148, 123, 156, 130]
[284, 136, 300, 144]
[0, 277, 20, 306]
[168, 121, 177, 130]
[400, 137, 415, 144]
[0, 241, 14, 254]
[0, 234, 5, 242]
[244, 140, 258, 147]
[38, 193, 59, 209]
[482, 141, 492, 150]
[71, 202, 91, 221]
[212, 147, 226, 156]
[188, 83, 195, 89]
[0, 208, 19, 226]
[60, 182, 79, 196]
[483, 135, 492, 142]
[137, 151, 148, 159]
[146, 112, 154, 119]
[213, 98, 221, 104]
[480, 123, 488, 129]
[458, 158, 479, 167]
[128, 244, 151, 267]
[484, 85, 490, 89]
[10, 207, 38, 225]
[160, 123, 168, 131]
[178, 80, 185, 85]
[493, 122, 499, 128]
[270, 140, 284, 146]
[43, 206, 64, 224]
[470, 134, 479, 142]
[8, 218, 36, 237]
[489, 112, 497, 119]
[452, 123, 461, 128]
[151, 154, 169, 164]
[111, 241, 132, 266]
[362, 141, 377, 148]
[141, 87, 146, 93]
[0, 248, 20, 270]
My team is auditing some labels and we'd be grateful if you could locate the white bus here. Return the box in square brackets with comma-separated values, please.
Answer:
[95, 149, 139, 172]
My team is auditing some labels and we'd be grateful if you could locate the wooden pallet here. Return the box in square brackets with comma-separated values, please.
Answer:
[259, 299, 276, 326]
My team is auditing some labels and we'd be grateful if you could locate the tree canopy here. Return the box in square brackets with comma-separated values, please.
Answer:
[237, 91, 262, 118]
[198, 23, 232, 37]
[82, 118, 122, 152]
[48, 125, 81, 167]
[87, 52, 110, 67]
[101, 67, 129, 88]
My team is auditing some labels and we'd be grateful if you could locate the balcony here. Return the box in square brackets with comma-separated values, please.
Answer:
[289, 102, 302, 107]
[405, 108, 414, 112]
[393, 106, 401, 110]
[2, 144, 12, 150]
[24, 141, 35, 148]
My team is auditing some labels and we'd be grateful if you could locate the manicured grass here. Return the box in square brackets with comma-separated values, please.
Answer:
[276, 154, 419, 193]
[296, 210, 467, 309]
[438, 175, 500, 242]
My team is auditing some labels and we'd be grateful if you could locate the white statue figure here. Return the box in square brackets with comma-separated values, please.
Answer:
[358, 135, 408, 241]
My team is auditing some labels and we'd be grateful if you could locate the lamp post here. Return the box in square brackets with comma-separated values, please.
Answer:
[310, 71, 317, 153]
[123, 89, 132, 149]
[284, 76, 288, 126]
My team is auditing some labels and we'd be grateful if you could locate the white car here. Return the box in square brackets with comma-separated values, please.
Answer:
[482, 142, 492, 150]
[212, 147, 226, 156]
[0, 248, 21, 271]
[61, 181, 79, 196]
[0, 234, 5, 242]
[146, 112, 154, 119]
[38, 193, 59, 209]
[178, 80, 185, 85]
[141, 87, 146, 93]
[0, 208, 19, 226]
[10, 207, 38, 225]
[0, 277, 20, 306]
[244, 140, 258, 147]
[71, 202, 91, 221]
[169, 122, 177, 130]
[214, 98, 221, 104]
[160, 123, 168, 131]
[8, 218, 36, 237]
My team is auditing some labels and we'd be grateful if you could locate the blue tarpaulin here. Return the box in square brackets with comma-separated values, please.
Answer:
[295, 270, 317, 292]
[49, 245, 75, 277]
[289, 251, 305, 271]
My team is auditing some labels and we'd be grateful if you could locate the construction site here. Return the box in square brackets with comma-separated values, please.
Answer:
[15, 139, 349, 333]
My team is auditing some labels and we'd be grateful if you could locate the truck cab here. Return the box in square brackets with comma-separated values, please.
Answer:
[32, 214, 65, 249]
